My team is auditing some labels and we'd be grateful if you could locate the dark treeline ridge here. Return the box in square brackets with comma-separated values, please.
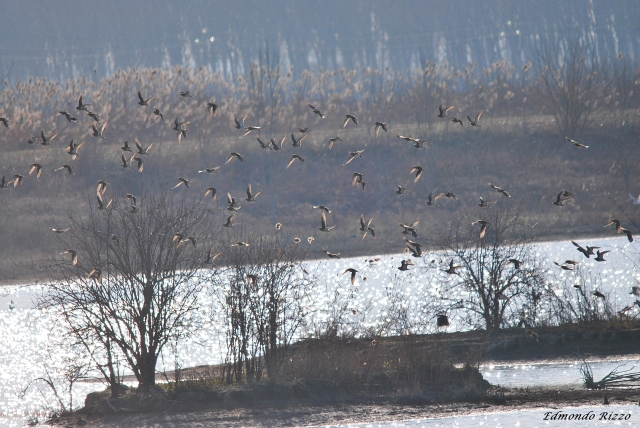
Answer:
[0, 37, 639, 281]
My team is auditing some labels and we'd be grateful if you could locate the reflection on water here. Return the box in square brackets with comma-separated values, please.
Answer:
[482, 359, 640, 388]
[0, 236, 638, 418]
[328, 405, 637, 427]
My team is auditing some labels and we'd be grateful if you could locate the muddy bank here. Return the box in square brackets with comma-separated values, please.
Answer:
[47, 386, 640, 427]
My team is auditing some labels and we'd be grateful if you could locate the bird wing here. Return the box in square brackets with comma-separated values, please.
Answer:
[137, 90, 144, 103]
[342, 116, 350, 129]
[475, 110, 483, 122]
[321, 211, 327, 229]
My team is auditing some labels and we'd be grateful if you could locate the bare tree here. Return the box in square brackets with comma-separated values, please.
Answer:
[424, 206, 550, 330]
[211, 233, 315, 383]
[37, 188, 217, 392]
[532, 35, 609, 136]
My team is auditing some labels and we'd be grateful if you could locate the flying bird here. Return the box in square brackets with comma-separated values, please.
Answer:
[223, 214, 239, 229]
[445, 259, 462, 274]
[61, 249, 78, 266]
[489, 183, 510, 197]
[226, 193, 241, 211]
[134, 139, 152, 155]
[240, 126, 261, 138]
[55, 111, 77, 122]
[51, 227, 71, 234]
[437, 105, 454, 118]
[172, 177, 191, 189]
[40, 130, 58, 146]
[571, 241, 600, 258]
[359, 214, 374, 240]
[65, 140, 84, 160]
[343, 268, 358, 285]
[595, 250, 610, 262]
[342, 114, 358, 128]
[207, 102, 219, 117]
[565, 137, 588, 148]
[451, 117, 464, 126]
[245, 184, 261, 202]
[319, 211, 335, 232]
[398, 259, 414, 271]
[313, 205, 332, 213]
[205, 248, 222, 264]
[410, 166, 425, 183]
[153, 108, 164, 120]
[287, 154, 304, 169]
[604, 219, 622, 234]
[198, 167, 220, 174]
[180, 90, 194, 97]
[29, 164, 43, 179]
[323, 248, 340, 259]
[137, 89, 154, 106]
[344, 150, 364, 166]
[467, 111, 482, 127]
[374, 121, 388, 138]
[234, 113, 249, 129]
[472, 220, 489, 239]
[427, 192, 444, 206]
[203, 187, 218, 202]
[132, 157, 144, 172]
[308, 104, 325, 118]
[0, 117, 9, 128]
[478, 197, 493, 207]
[92, 122, 107, 138]
[396, 186, 408, 196]
[54, 164, 75, 176]
[75, 95, 92, 111]
[328, 137, 342, 150]
[224, 152, 244, 165]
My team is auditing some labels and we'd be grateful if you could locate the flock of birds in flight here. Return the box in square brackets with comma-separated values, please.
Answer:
[1, 88, 638, 321]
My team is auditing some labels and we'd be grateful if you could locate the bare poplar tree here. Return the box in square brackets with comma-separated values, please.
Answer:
[211, 233, 315, 383]
[532, 35, 609, 136]
[424, 206, 550, 330]
[37, 188, 217, 392]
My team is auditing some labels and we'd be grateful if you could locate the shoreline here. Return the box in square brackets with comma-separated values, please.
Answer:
[0, 232, 630, 289]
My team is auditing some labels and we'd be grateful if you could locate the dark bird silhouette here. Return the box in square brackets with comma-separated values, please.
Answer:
[399, 221, 419, 238]
[398, 259, 414, 271]
[55, 164, 74, 176]
[508, 259, 522, 269]
[180, 90, 194, 97]
[410, 166, 424, 183]
[467, 111, 482, 127]
[75, 95, 92, 111]
[61, 249, 78, 266]
[437, 105, 454, 118]
[308, 104, 325, 118]
[137, 90, 154, 106]
[565, 137, 588, 148]
[374, 121, 388, 138]
[198, 167, 220, 174]
[245, 184, 261, 202]
[593, 290, 606, 300]
[489, 183, 510, 197]
[132, 157, 144, 172]
[604, 219, 622, 234]
[234, 113, 249, 129]
[134, 139, 152, 155]
[55, 111, 77, 122]
[40, 130, 58, 146]
[224, 152, 244, 165]
[472, 220, 490, 239]
[328, 136, 342, 150]
[359, 214, 374, 240]
[323, 248, 340, 259]
[172, 177, 191, 189]
[437, 314, 450, 327]
[121, 140, 132, 152]
[223, 214, 239, 229]
[478, 197, 493, 207]
[88, 268, 102, 283]
[319, 211, 335, 232]
[0, 117, 9, 128]
[343, 268, 358, 285]
[65, 140, 84, 160]
[153, 108, 164, 120]
[313, 205, 332, 213]
[396, 186, 407, 196]
[344, 150, 365, 166]
[286, 154, 304, 169]
[29, 164, 43, 179]
[203, 187, 218, 202]
[621, 228, 634, 242]
[595, 250, 610, 262]
[342, 114, 358, 128]
[207, 102, 219, 117]
[571, 241, 600, 258]
[451, 117, 464, 126]
[553, 190, 573, 206]
[445, 260, 462, 274]
[92, 122, 107, 138]
[427, 192, 444, 206]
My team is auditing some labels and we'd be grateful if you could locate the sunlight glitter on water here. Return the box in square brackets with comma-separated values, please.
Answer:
[0, 236, 637, 417]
